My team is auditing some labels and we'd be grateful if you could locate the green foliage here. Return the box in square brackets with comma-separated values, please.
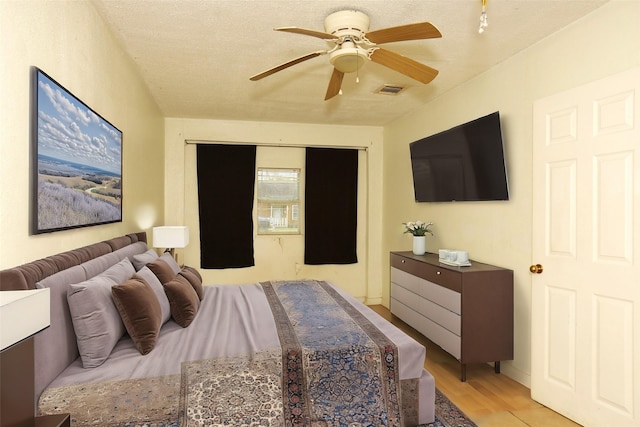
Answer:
[402, 221, 434, 236]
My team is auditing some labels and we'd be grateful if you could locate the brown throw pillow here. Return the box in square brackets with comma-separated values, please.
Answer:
[179, 267, 203, 300]
[147, 259, 177, 284]
[111, 277, 162, 355]
[183, 265, 202, 282]
[163, 275, 200, 327]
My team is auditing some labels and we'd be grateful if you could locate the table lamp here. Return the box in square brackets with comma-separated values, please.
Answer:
[152, 226, 189, 261]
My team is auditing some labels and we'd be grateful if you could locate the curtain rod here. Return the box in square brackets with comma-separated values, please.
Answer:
[184, 139, 368, 151]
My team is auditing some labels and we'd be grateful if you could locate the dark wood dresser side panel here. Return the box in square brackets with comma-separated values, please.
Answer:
[460, 270, 514, 364]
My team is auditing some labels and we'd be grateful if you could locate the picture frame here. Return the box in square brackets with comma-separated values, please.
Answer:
[31, 67, 122, 234]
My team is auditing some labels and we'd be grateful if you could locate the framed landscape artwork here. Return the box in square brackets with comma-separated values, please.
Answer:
[31, 68, 122, 234]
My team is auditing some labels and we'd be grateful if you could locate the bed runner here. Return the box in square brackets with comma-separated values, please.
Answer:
[180, 280, 403, 427]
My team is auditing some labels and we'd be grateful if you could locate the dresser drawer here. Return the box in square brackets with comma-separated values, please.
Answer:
[391, 267, 461, 315]
[390, 253, 461, 292]
[391, 284, 460, 335]
[390, 298, 461, 360]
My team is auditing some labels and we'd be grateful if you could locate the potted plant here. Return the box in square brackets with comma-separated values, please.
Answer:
[403, 221, 433, 255]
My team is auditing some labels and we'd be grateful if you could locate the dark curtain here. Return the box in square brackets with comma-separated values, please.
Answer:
[304, 147, 358, 265]
[196, 144, 256, 269]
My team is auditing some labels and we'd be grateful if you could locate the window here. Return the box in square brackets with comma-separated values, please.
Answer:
[257, 168, 300, 235]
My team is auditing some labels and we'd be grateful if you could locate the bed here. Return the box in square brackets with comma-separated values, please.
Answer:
[0, 232, 435, 426]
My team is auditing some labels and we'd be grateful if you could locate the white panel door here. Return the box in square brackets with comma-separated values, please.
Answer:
[532, 67, 640, 426]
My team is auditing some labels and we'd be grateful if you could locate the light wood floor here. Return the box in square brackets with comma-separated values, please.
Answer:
[369, 305, 582, 427]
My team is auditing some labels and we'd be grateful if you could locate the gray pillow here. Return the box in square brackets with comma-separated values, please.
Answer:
[66, 258, 134, 368]
[67, 274, 125, 368]
[133, 249, 159, 270]
[99, 258, 136, 284]
[135, 266, 171, 325]
[160, 253, 181, 274]
[80, 252, 120, 279]
[114, 241, 149, 265]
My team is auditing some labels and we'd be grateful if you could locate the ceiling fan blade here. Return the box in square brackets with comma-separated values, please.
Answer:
[250, 50, 326, 81]
[275, 26, 337, 40]
[325, 68, 344, 100]
[366, 22, 441, 44]
[369, 48, 438, 84]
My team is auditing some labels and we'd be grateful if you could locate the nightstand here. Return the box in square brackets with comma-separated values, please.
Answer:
[1, 289, 63, 427]
[1, 337, 70, 427]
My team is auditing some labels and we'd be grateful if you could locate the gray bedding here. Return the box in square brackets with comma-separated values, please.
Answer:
[19, 235, 434, 426]
[40, 282, 434, 425]
[47, 282, 427, 387]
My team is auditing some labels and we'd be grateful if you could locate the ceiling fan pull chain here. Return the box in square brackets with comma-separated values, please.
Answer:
[479, 0, 488, 34]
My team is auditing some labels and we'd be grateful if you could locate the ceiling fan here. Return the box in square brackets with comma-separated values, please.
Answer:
[250, 10, 442, 100]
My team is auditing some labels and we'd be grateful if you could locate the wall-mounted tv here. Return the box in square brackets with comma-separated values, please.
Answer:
[409, 111, 509, 202]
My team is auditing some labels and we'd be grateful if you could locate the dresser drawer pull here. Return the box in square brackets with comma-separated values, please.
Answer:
[437, 271, 441, 275]
[401, 259, 406, 263]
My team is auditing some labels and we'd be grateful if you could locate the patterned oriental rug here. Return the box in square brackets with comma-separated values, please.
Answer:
[430, 388, 477, 427]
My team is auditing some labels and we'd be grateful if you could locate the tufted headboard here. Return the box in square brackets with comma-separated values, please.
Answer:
[0, 232, 146, 291]
[0, 232, 148, 403]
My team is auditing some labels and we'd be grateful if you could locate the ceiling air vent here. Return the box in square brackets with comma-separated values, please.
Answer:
[376, 84, 406, 95]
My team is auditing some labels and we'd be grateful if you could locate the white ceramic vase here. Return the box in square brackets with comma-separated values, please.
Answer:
[412, 235, 426, 255]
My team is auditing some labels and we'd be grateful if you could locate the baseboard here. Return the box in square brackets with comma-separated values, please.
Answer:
[493, 361, 531, 389]
[365, 296, 382, 305]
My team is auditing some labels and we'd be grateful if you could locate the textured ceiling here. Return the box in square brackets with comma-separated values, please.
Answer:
[92, 0, 608, 126]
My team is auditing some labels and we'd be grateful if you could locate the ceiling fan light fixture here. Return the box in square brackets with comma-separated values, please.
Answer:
[324, 10, 370, 37]
[250, 10, 441, 100]
[330, 47, 367, 73]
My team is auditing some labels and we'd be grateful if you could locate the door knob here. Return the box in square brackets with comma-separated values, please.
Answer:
[529, 264, 544, 274]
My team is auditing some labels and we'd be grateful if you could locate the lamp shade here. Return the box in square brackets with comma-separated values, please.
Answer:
[153, 226, 190, 249]
[0, 288, 50, 351]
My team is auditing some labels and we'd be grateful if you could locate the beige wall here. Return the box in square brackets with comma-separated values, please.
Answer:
[164, 118, 384, 302]
[0, 0, 165, 269]
[383, 1, 640, 387]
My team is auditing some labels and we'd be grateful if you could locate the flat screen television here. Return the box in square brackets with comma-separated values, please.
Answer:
[409, 111, 509, 202]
